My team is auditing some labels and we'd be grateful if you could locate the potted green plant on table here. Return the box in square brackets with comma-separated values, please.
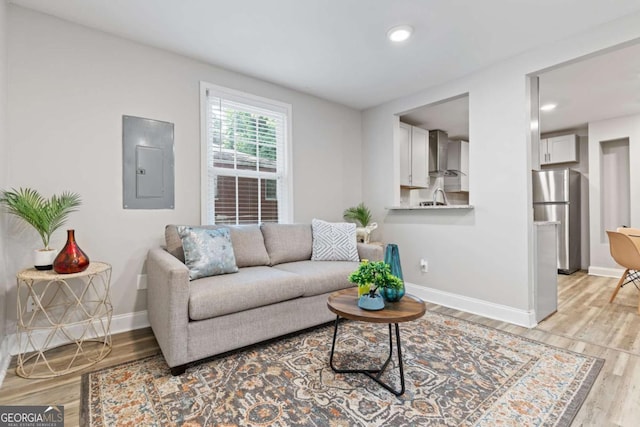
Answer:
[343, 202, 378, 244]
[0, 188, 82, 270]
[348, 260, 403, 310]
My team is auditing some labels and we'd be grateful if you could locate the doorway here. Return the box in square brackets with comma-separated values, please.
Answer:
[532, 41, 640, 274]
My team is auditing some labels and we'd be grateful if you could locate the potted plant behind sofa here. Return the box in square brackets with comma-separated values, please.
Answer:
[348, 260, 403, 310]
[343, 202, 378, 244]
[0, 188, 81, 270]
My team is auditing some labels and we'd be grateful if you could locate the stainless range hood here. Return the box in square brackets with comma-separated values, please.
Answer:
[428, 130, 450, 177]
[429, 129, 464, 177]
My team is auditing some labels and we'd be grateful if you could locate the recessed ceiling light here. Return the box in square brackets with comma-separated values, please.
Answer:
[387, 25, 413, 42]
[540, 103, 557, 112]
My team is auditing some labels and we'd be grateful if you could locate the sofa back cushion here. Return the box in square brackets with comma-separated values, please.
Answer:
[165, 224, 188, 260]
[229, 225, 271, 267]
[165, 224, 270, 268]
[261, 223, 312, 265]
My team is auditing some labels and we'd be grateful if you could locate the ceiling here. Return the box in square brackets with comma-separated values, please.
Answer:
[9, 0, 640, 111]
[538, 42, 640, 134]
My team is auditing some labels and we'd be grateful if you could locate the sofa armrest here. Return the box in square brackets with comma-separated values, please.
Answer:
[357, 242, 384, 262]
[146, 247, 190, 368]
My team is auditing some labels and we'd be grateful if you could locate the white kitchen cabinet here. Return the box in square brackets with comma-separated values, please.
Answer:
[399, 122, 429, 188]
[540, 134, 578, 165]
[444, 140, 469, 192]
[399, 123, 411, 186]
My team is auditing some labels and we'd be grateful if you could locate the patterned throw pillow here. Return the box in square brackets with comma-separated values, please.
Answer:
[177, 226, 239, 280]
[311, 219, 359, 262]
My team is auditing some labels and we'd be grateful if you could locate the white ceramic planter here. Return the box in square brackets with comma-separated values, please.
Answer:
[33, 249, 57, 271]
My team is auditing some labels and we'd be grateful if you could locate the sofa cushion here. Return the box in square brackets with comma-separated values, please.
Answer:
[166, 224, 270, 267]
[228, 225, 271, 267]
[273, 260, 359, 297]
[177, 226, 238, 280]
[188, 266, 305, 320]
[261, 223, 312, 265]
[311, 219, 359, 262]
[166, 224, 187, 260]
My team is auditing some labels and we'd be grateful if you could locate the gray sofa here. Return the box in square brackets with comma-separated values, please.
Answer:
[147, 223, 383, 375]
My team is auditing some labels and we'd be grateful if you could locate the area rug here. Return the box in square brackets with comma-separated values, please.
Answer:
[81, 312, 603, 426]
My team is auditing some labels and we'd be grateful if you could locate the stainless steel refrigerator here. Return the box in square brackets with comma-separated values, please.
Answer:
[532, 168, 581, 274]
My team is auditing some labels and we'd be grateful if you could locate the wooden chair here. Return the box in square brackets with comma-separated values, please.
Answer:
[616, 227, 640, 286]
[606, 230, 640, 314]
[616, 227, 640, 235]
[616, 227, 640, 252]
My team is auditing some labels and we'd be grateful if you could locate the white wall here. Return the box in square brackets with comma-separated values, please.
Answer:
[364, 62, 533, 324]
[363, 12, 640, 326]
[588, 113, 640, 272]
[576, 133, 591, 270]
[0, 0, 9, 373]
[5, 6, 363, 334]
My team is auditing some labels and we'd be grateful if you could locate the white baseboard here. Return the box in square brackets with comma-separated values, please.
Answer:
[588, 266, 623, 278]
[112, 310, 150, 335]
[7, 310, 150, 356]
[406, 283, 537, 328]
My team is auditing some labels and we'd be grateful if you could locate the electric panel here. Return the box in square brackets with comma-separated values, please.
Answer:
[123, 115, 174, 209]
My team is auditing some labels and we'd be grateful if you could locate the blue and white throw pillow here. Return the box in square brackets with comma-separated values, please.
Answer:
[311, 219, 359, 262]
[177, 226, 238, 280]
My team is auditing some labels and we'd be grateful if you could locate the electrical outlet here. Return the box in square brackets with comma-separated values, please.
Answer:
[26, 296, 36, 312]
[420, 258, 428, 273]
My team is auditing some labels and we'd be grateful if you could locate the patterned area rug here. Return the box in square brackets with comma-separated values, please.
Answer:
[81, 312, 603, 426]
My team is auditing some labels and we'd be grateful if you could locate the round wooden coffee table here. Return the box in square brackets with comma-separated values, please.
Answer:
[327, 287, 426, 396]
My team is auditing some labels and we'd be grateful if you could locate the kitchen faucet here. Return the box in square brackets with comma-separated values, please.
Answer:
[433, 187, 449, 206]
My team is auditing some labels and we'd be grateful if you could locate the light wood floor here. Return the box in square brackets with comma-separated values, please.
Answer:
[1, 271, 639, 426]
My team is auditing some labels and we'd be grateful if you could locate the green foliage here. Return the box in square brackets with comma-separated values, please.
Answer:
[348, 260, 403, 295]
[0, 188, 82, 249]
[223, 110, 277, 160]
[343, 203, 372, 227]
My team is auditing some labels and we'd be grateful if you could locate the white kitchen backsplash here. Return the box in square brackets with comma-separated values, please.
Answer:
[446, 191, 469, 205]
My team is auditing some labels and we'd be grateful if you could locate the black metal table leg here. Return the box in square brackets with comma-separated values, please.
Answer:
[329, 315, 406, 396]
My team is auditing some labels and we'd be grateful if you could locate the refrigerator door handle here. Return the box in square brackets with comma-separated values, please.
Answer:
[533, 201, 570, 206]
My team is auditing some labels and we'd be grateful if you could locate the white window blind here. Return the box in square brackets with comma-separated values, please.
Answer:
[201, 83, 291, 225]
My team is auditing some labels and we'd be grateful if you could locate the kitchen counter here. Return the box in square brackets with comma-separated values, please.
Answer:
[386, 205, 474, 210]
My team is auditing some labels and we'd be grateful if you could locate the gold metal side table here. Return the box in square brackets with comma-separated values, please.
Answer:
[15, 262, 113, 378]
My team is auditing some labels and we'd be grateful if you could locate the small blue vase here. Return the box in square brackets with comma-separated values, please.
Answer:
[380, 287, 405, 302]
[382, 243, 405, 302]
[358, 294, 385, 311]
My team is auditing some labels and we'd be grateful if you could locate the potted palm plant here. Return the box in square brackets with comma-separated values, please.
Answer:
[343, 202, 372, 227]
[348, 260, 403, 310]
[343, 203, 378, 244]
[0, 188, 82, 270]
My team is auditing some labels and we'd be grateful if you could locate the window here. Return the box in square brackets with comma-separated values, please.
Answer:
[265, 179, 277, 201]
[201, 82, 292, 225]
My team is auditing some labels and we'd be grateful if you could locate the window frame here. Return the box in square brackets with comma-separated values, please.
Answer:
[200, 81, 293, 225]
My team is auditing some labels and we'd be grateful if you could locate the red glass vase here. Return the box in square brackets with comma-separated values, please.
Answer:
[53, 229, 90, 274]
